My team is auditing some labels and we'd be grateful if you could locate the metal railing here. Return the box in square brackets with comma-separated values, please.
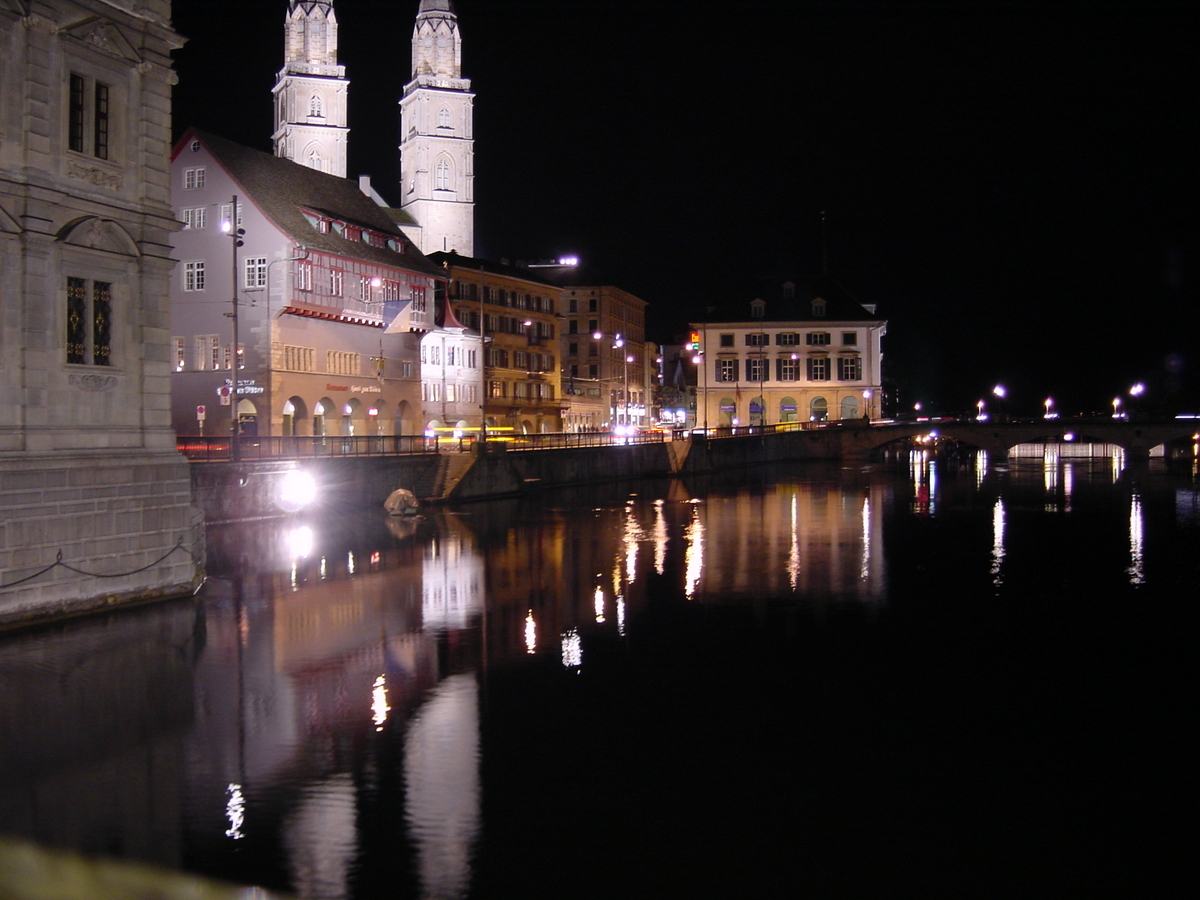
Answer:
[500, 430, 666, 451]
[177, 434, 439, 462]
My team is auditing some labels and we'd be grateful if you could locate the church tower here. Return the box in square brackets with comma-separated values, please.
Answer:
[273, 1, 349, 177]
[399, 0, 475, 255]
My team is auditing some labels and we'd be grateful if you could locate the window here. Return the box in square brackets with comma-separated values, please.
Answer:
[776, 332, 799, 346]
[283, 346, 315, 372]
[436, 158, 451, 190]
[716, 359, 738, 382]
[806, 332, 830, 346]
[359, 276, 372, 303]
[568, 342, 578, 357]
[410, 286, 427, 313]
[812, 299, 827, 316]
[568, 298, 578, 314]
[66, 277, 112, 365]
[588, 365, 599, 379]
[719, 333, 734, 348]
[588, 297, 598, 312]
[183, 167, 206, 190]
[196, 335, 220, 370]
[746, 333, 768, 346]
[466, 348, 477, 368]
[514, 350, 528, 369]
[489, 380, 505, 398]
[438, 107, 452, 128]
[309, 94, 322, 117]
[183, 261, 205, 292]
[838, 357, 862, 380]
[297, 262, 313, 291]
[172, 337, 185, 371]
[843, 332, 858, 346]
[69, 73, 110, 159]
[180, 207, 206, 229]
[807, 357, 830, 381]
[244, 257, 267, 289]
[327, 351, 360, 376]
[382, 280, 400, 302]
[588, 319, 598, 334]
[746, 358, 767, 381]
[568, 319, 578, 334]
[777, 357, 799, 381]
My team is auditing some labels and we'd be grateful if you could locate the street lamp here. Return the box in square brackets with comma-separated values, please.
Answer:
[221, 196, 244, 459]
[1044, 397, 1057, 419]
[593, 330, 627, 429]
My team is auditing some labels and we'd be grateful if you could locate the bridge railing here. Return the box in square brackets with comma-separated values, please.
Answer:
[696, 421, 843, 440]
[502, 430, 666, 451]
[177, 434, 439, 461]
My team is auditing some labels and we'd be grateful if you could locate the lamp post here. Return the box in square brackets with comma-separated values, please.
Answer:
[221, 196, 244, 459]
[593, 330, 625, 429]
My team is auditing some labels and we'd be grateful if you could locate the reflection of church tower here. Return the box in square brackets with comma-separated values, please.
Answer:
[273, 1, 349, 177]
[399, 0, 475, 255]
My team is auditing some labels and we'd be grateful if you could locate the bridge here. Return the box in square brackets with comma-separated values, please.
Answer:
[753, 418, 1200, 461]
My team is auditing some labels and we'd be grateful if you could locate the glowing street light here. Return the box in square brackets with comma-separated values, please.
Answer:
[1044, 397, 1057, 419]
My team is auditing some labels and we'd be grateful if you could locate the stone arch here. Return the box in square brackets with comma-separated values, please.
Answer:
[342, 397, 367, 435]
[779, 396, 797, 423]
[395, 399, 414, 435]
[368, 399, 390, 435]
[718, 396, 736, 427]
[57, 216, 140, 257]
[840, 395, 859, 420]
[282, 396, 308, 436]
[312, 396, 335, 436]
[236, 398, 259, 436]
[809, 397, 828, 422]
[749, 396, 765, 427]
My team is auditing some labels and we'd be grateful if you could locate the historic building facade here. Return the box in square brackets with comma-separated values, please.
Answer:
[432, 253, 565, 434]
[0, 0, 201, 623]
[169, 129, 445, 439]
[691, 279, 886, 428]
[398, 0, 474, 256]
[273, 0, 349, 178]
[540, 263, 651, 432]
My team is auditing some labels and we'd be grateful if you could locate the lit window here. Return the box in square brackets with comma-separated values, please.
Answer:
[183, 261, 205, 292]
[716, 359, 738, 382]
[180, 207, 206, 229]
[184, 167, 206, 190]
[244, 257, 267, 289]
[837, 357, 862, 380]
[65, 277, 112, 366]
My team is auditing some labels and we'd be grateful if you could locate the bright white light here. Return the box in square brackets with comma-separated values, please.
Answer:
[372, 675, 390, 731]
[278, 469, 317, 511]
[225, 784, 246, 839]
[594, 587, 606, 623]
[286, 525, 314, 560]
[561, 628, 583, 669]
[220, 220, 232, 234]
[993, 384, 1006, 398]
[524, 610, 536, 654]
[1130, 382, 1145, 397]
[558, 256, 579, 266]
[1128, 493, 1145, 585]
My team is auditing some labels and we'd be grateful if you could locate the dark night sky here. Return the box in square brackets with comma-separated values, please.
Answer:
[170, 0, 1198, 416]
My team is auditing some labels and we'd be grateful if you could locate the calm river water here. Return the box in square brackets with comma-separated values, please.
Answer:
[1, 455, 1194, 897]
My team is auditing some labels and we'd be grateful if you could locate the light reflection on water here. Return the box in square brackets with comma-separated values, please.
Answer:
[0, 458, 1194, 897]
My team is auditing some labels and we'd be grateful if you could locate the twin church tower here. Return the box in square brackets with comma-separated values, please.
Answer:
[271, 0, 474, 256]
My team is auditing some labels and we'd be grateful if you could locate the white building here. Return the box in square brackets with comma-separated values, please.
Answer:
[398, 0, 475, 256]
[169, 129, 448, 439]
[691, 279, 887, 428]
[0, 0, 201, 623]
[273, 1, 349, 178]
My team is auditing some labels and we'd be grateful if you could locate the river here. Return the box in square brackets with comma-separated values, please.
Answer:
[0, 454, 1193, 897]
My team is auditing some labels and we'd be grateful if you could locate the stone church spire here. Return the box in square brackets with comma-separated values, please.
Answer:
[273, 0, 349, 177]
[399, 0, 475, 255]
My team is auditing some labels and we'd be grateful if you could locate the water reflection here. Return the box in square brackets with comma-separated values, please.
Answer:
[0, 459, 1191, 899]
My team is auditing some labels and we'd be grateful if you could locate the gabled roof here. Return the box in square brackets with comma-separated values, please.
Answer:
[699, 276, 883, 325]
[173, 128, 442, 280]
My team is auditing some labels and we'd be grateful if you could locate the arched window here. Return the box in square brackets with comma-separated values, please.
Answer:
[435, 157, 452, 191]
[309, 94, 322, 117]
[307, 148, 324, 172]
[840, 396, 860, 420]
[438, 107, 452, 129]
[809, 397, 828, 422]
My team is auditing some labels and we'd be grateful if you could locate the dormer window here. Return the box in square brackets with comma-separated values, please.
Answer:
[751, 298, 765, 319]
[812, 297, 827, 317]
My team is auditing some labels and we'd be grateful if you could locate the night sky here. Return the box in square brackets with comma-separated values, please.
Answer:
[171, 0, 1198, 416]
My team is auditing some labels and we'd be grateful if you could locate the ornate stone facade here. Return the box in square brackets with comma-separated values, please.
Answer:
[0, 0, 202, 626]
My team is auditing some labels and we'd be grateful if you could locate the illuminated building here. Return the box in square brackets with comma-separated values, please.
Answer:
[691, 278, 886, 428]
[536, 262, 650, 433]
[168, 129, 445, 438]
[431, 252, 565, 434]
[0, 0, 201, 622]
